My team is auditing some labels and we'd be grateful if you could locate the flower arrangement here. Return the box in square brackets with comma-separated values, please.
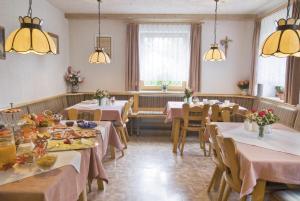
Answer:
[253, 109, 279, 127]
[64, 66, 84, 87]
[237, 80, 249, 90]
[94, 89, 110, 100]
[184, 88, 193, 99]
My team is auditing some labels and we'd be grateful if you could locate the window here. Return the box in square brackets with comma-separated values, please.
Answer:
[139, 24, 191, 90]
[256, 8, 288, 101]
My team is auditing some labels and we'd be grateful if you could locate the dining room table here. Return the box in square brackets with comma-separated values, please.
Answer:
[165, 101, 248, 153]
[214, 122, 300, 201]
[65, 100, 128, 123]
[0, 121, 124, 201]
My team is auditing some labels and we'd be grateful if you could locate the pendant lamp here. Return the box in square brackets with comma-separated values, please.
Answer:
[203, 0, 225, 61]
[5, 0, 56, 55]
[261, 0, 300, 57]
[89, 0, 111, 64]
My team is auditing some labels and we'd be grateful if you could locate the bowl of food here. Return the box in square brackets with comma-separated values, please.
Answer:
[77, 121, 97, 129]
[36, 154, 57, 171]
[65, 121, 74, 127]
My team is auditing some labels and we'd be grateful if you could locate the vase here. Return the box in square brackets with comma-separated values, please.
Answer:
[241, 89, 248, 96]
[98, 98, 103, 106]
[71, 84, 79, 93]
[258, 126, 264, 138]
[184, 97, 192, 104]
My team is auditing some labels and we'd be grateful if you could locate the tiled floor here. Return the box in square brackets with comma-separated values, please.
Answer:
[88, 135, 240, 201]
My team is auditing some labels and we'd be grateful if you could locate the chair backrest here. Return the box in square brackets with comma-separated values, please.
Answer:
[207, 124, 224, 170]
[221, 109, 231, 122]
[122, 98, 134, 123]
[211, 104, 220, 122]
[182, 103, 209, 127]
[93, 109, 102, 121]
[68, 108, 78, 120]
[232, 104, 239, 115]
[216, 135, 242, 190]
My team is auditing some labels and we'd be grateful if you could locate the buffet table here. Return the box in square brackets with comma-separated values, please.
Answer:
[215, 122, 300, 201]
[0, 121, 124, 201]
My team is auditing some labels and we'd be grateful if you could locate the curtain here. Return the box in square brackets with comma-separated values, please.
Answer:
[256, 8, 287, 97]
[189, 24, 202, 92]
[249, 20, 261, 95]
[285, 0, 300, 105]
[125, 23, 140, 91]
[139, 24, 191, 83]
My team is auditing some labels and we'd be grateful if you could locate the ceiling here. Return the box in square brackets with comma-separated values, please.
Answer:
[47, 0, 287, 15]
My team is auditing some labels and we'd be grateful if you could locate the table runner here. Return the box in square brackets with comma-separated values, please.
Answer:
[215, 122, 300, 198]
[0, 150, 81, 186]
[221, 124, 300, 156]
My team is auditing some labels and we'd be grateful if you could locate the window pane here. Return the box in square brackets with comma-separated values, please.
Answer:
[139, 24, 191, 85]
[257, 8, 287, 100]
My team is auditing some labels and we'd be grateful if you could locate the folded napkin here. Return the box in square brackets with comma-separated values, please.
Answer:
[0, 151, 81, 186]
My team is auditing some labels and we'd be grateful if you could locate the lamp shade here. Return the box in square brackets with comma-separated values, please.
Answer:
[5, 16, 56, 55]
[203, 44, 225, 61]
[89, 49, 111, 64]
[261, 18, 300, 57]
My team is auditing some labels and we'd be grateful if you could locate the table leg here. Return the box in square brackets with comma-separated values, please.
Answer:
[252, 180, 266, 201]
[172, 118, 181, 153]
[97, 179, 104, 191]
[78, 187, 87, 201]
[110, 145, 115, 159]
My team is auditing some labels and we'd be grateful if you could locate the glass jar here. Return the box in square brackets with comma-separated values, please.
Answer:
[0, 127, 16, 170]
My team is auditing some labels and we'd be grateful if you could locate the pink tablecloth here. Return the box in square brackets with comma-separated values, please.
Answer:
[165, 101, 247, 122]
[215, 122, 300, 198]
[66, 100, 127, 123]
[0, 121, 123, 201]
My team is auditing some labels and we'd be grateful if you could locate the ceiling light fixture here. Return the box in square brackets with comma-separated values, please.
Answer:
[89, 0, 111, 64]
[261, 0, 300, 58]
[5, 0, 56, 55]
[203, 0, 226, 62]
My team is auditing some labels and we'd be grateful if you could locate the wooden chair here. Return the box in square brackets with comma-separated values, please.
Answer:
[206, 124, 226, 201]
[114, 98, 134, 149]
[216, 135, 246, 201]
[211, 104, 222, 122]
[221, 109, 231, 122]
[68, 108, 78, 120]
[179, 103, 209, 155]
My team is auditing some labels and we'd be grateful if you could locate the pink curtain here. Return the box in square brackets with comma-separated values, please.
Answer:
[189, 24, 202, 92]
[249, 20, 261, 95]
[125, 23, 140, 91]
[285, 0, 300, 105]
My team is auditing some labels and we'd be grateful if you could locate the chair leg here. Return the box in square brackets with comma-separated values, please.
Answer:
[240, 196, 247, 201]
[222, 184, 231, 201]
[87, 178, 92, 193]
[218, 175, 226, 201]
[207, 166, 218, 192]
[199, 130, 206, 156]
[117, 127, 128, 149]
[180, 129, 187, 155]
[124, 125, 130, 141]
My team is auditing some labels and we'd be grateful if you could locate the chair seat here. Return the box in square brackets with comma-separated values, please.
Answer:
[270, 190, 300, 201]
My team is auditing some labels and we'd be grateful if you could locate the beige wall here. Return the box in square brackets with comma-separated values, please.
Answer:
[69, 19, 126, 92]
[69, 18, 254, 94]
[0, 0, 69, 108]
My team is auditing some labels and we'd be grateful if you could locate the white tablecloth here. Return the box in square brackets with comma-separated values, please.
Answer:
[0, 151, 81, 186]
[221, 124, 300, 156]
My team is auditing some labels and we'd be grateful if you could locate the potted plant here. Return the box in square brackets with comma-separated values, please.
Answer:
[253, 109, 279, 138]
[184, 88, 193, 104]
[94, 90, 110, 106]
[275, 86, 284, 100]
[64, 66, 84, 93]
[237, 80, 250, 95]
[34, 114, 52, 133]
